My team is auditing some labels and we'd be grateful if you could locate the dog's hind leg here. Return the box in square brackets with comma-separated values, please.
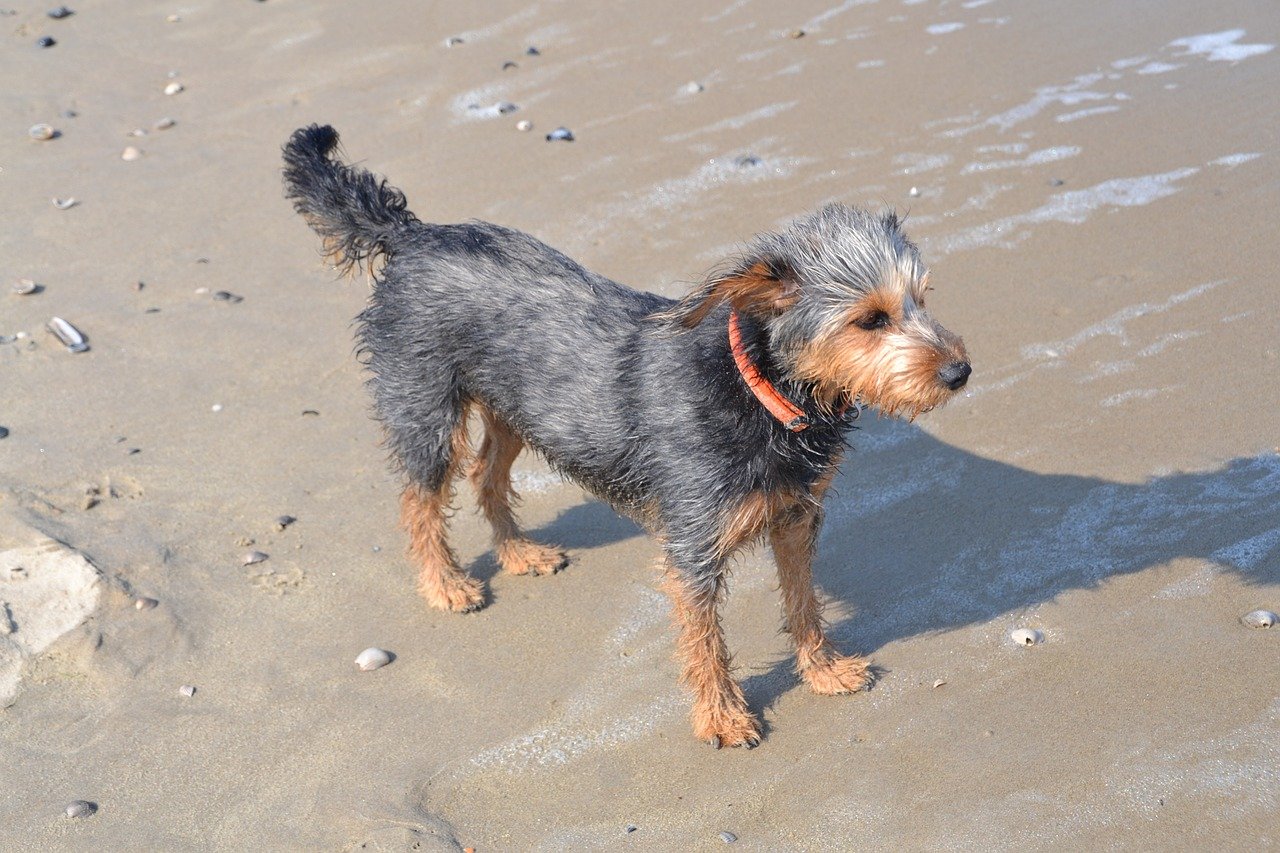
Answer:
[469, 406, 569, 576]
[400, 407, 487, 613]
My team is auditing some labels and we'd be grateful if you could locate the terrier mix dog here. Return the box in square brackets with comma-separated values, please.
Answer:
[283, 125, 969, 748]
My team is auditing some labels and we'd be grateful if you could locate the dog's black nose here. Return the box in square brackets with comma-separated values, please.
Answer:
[939, 361, 971, 390]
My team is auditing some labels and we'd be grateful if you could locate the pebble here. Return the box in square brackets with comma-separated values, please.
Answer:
[154, 117, 176, 130]
[134, 597, 159, 610]
[719, 831, 738, 843]
[274, 515, 296, 531]
[355, 647, 392, 671]
[496, 101, 519, 114]
[1048, 178, 1065, 187]
[625, 824, 637, 834]
[1010, 628, 1043, 646]
[445, 36, 463, 47]
[1241, 609, 1277, 629]
[243, 551, 268, 565]
[516, 120, 533, 132]
[788, 28, 806, 39]
[64, 801, 96, 819]
[37, 36, 57, 48]
[210, 403, 223, 412]
[166, 13, 180, 22]
[28, 123, 57, 141]
[60, 109, 77, 118]
[212, 290, 243, 303]
[502, 61, 518, 71]
[0, 427, 9, 440]
[545, 126, 575, 142]
[164, 81, 184, 95]
[52, 197, 78, 209]
[47, 316, 88, 352]
[48, 6, 74, 19]
[179, 684, 196, 697]
[129, 128, 147, 137]
[909, 186, 921, 197]
[734, 154, 762, 169]
[525, 46, 540, 56]
[121, 146, 142, 161]
[12, 278, 40, 295]
[682, 81, 704, 95]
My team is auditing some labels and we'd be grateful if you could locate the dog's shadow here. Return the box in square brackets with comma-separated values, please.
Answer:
[499, 419, 1279, 717]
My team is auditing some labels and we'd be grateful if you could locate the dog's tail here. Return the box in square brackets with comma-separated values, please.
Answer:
[282, 124, 419, 275]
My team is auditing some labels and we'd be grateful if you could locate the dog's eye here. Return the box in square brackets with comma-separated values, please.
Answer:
[854, 311, 890, 330]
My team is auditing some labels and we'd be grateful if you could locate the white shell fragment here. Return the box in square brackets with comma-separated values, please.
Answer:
[29, 123, 56, 141]
[65, 800, 97, 819]
[179, 684, 196, 697]
[121, 146, 142, 161]
[355, 647, 392, 671]
[52, 197, 78, 209]
[154, 117, 176, 130]
[13, 278, 40, 296]
[1011, 628, 1044, 646]
[682, 81, 704, 95]
[134, 596, 159, 611]
[242, 551, 268, 565]
[164, 81, 184, 95]
[516, 119, 533, 132]
[47, 317, 88, 352]
[1241, 609, 1277, 629]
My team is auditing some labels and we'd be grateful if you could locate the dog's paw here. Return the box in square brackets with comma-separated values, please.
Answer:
[692, 704, 762, 749]
[803, 652, 873, 695]
[421, 574, 487, 613]
[499, 539, 569, 577]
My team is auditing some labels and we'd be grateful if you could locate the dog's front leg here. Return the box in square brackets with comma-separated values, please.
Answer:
[770, 510, 873, 695]
[660, 560, 761, 748]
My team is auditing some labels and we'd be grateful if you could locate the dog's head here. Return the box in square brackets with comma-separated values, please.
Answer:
[665, 204, 970, 419]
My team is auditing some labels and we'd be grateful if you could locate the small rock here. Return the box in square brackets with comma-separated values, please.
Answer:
[243, 551, 268, 566]
[355, 647, 392, 671]
[1048, 178, 1065, 187]
[210, 403, 223, 412]
[52, 197, 78, 209]
[496, 101, 519, 115]
[179, 684, 196, 697]
[28, 123, 57, 141]
[164, 81, 184, 95]
[121, 146, 142, 161]
[516, 119, 533, 132]
[134, 597, 159, 610]
[37, 36, 57, 48]
[1010, 628, 1043, 646]
[445, 36, 463, 46]
[625, 824, 637, 834]
[0, 427, 9, 440]
[734, 154, 762, 169]
[128, 128, 147, 137]
[60, 109, 77, 118]
[1241, 609, 1277, 629]
[525, 46, 540, 56]
[788, 29, 805, 39]
[154, 117, 176, 130]
[502, 61, 518, 71]
[212, 290, 243, 303]
[682, 81, 704, 95]
[719, 831, 738, 843]
[48, 6, 74, 19]
[274, 515, 296, 531]
[166, 14, 180, 22]
[12, 279, 40, 295]
[909, 186, 920, 197]
[64, 801, 96, 819]
[545, 126, 574, 142]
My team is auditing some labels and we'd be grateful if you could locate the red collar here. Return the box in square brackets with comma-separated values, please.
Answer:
[728, 311, 811, 432]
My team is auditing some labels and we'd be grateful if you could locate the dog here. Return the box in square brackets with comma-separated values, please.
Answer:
[283, 124, 970, 748]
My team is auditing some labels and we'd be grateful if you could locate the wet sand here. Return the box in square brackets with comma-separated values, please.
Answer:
[2, 0, 1278, 849]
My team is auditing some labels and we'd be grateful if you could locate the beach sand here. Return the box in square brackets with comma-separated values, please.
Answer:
[2, 0, 1278, 848]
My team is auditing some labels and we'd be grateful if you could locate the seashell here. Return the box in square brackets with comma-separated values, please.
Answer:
[355, 647, 392, 671]
[37, 36, 57, 48]
[13, 278, 41, 295]
[52, 197, 77, 209]
[909, 186, 920, 197]
[179, 684, 196, 697]
[243, 550, 268, 565]
[1010, 628, 1043, 646]
[121, 146, 142, 161]
[719, 831, 738, 843]
[164, 81, 184, 95]
[496, 101, 519, 115]
[129, 128, 147, 137]
[48, 6, 74, 19]
[65, 800, 96, 819]
[682, 81, 704, 95]
[932, 678, 946, 688]
[134, 597, 159, 611]
[515, 120, 532, 132]
[1241, 609, 1277, 629]
[47, 316, 89, 352]
[274, 515, 296, 531]
[154, 117, 176, 130]
[545, 126, 574, 142]
[29, 123, 57, 141]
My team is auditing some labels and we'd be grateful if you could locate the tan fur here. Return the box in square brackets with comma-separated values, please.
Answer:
[670, 261, 799, 328]
[469, 406, 568, 576]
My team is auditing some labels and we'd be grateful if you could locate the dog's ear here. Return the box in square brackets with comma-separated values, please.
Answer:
[661, 257, 800, 329]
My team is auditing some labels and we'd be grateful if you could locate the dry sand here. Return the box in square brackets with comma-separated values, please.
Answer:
[2, 0, 1278, 849]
